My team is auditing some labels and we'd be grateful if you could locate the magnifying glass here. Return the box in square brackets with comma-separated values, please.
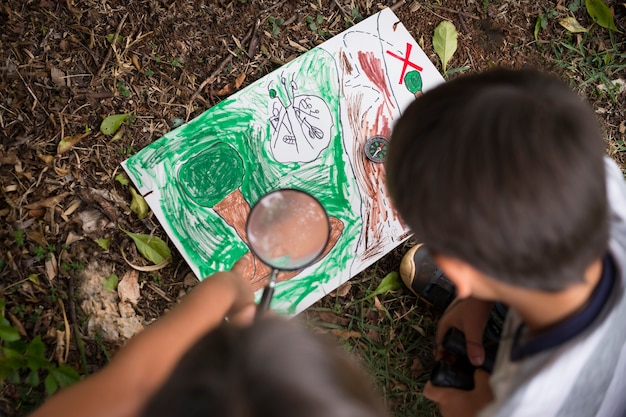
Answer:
[246, 189, 330, 318]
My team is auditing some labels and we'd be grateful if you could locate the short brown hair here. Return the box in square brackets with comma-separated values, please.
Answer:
[386, 69, 608, 291]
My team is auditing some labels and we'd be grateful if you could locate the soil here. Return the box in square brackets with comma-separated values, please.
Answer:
[0, 0, 624, 416]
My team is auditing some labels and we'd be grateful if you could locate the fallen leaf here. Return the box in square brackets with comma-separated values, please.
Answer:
[115, 173, 130, 186]
[334, 281, 352, 297]
[234, 72, 246, 88]
[57, 131, 91, 155]
[103, 274, 119, 291]
[433, 20, 458, 74]
[129, 187, 149, 219]
[50, 65, 66, 87]
[131, 54, 141, 71]
[329, 329, 362, 340]
[120, 229, 172, 264]
[96, 237, 111, 250]
[356, 271, 403, 302]
[45, 253, 58, 281]
[183, 272, 199, 287]
[100, 113, 130, 135]
[558, 16, 588, 33]
[37, 154, 55, 165]
[24, 192, 69, 209]
[586, 0, 622, 32]
[118, 270, 140, 305]
[216, 82, 235, 96]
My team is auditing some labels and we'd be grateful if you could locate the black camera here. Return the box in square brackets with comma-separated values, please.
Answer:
[430, 327, 498, 390]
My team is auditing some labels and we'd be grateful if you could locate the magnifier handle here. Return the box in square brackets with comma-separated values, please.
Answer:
[256, 270, 278, 319]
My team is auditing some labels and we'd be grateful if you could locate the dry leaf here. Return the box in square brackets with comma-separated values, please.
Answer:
[37, 154, 55, 165]
[334, 281, 352, 297]
[183, 272, 199, 287]
[216, 82, 235, 96]
[64, 231, 83, 245]
[329, 329, 362, 340]
[315, 311, 350, 326]
[45, 253, 58, 281]
[26, 230, 48, 246]
[50, 65, 66, 87]
[25, 192, 69, 209]
[131, 54, 141, 71]
[118, 270, 141, 305]
[235, 72, 246, 88]
[411, 324, 427, 337]
[57, 130, 91, 155]
[619, 121, 625, 135]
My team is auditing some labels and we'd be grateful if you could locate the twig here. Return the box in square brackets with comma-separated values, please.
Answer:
[91, 13, 128, 86]
[57, 299, 71, 363]
[457, 13, 469, 33]
[390, 0, 406, 13]
[67, 278, 89, 374]
[332, 0, 350, 16]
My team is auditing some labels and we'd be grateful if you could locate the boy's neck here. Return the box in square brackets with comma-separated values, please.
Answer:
[504, 258, 604, 334]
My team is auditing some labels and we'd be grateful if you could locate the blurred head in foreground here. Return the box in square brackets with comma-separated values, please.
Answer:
[141, 316, 389, 417]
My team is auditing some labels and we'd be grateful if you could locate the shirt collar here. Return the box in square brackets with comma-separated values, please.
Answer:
[510, 254, 616, 361]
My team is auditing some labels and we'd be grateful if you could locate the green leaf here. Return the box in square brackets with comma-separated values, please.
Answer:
[433, 21, 458, 74]
[534, 14, 544, 41]
[356, 272, 403, 302]
[559, 16, 588, 33]
[25, 369, 40, 386]
[105, 33, 124, 44]
[0, 324, 21, 342]
[120, 229, 172, 264]
[27, 274, 40, 285]
[115, 173, 130, 186]
[44, 372, 58, 395]
[100, 113, 130, 135]
[26, 336, 45, 357]
[586, 0, 621, 32]
[49, 365, 80, 389]
[96, 238, 111, 251]
[103, 274, 119, 292]
[129, 187, 150, 220]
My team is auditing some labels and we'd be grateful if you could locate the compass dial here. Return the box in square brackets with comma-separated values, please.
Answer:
[364, 136, 390, 163]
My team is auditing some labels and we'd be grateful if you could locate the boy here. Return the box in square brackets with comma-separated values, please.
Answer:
[386, 69, 626, 416]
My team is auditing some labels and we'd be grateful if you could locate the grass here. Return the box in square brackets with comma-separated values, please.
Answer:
[550, 30, 626, 101]
[305, 251, 442, 417]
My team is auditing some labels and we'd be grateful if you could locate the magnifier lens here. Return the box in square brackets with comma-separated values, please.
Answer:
[247, 190, 329, 271]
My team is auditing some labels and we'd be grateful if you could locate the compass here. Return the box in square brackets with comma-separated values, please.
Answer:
[364, 136, 390, 163]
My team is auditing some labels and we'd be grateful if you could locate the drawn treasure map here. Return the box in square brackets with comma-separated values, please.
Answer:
[122, 8, 445, 315]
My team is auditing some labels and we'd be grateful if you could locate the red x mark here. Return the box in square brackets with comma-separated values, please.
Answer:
[386, 43, 423, 85]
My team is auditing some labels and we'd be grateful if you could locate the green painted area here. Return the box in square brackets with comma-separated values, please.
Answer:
[177, 142, 244, 207]
[404, 70, 423, 94]
[123, 48, 362, 314]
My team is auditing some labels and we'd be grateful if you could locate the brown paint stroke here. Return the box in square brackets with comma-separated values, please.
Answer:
[250, 216, 345, 291]
[358, 51, 395, 113]
[344, 83, 404, 263]
[213, 189, 272, 282]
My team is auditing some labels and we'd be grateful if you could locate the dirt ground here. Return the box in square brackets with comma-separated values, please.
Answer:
[0, 0, 625, 415]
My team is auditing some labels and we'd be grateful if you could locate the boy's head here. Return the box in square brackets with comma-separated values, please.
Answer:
[387, 69, 608, 292]
[140, 317, 389, 417]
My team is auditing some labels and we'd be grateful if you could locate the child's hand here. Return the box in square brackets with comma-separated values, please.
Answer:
[435, 298, 494, 366]
[424, 368, 493, 417]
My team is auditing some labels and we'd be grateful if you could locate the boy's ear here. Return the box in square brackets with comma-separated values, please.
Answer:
[432, 254, 476, 299]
